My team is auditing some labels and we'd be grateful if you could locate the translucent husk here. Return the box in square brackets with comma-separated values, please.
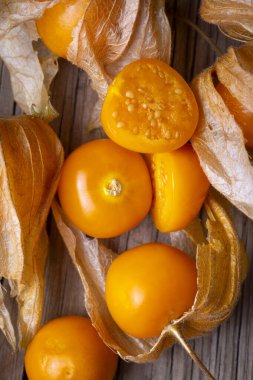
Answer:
[191, 44, 253, 220]
[52, 189, 247, 377]
[67, 0, 171, 129]
[0, 286, 16, 350]
[0, 0, 60, 119]
[0, 115, 63, 348]
[67, 0, 171, 99]
[200, 0, 253, 41]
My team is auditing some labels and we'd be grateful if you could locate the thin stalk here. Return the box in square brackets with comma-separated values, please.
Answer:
[172, 15, 223, 57]
[169, 325, 216, 380]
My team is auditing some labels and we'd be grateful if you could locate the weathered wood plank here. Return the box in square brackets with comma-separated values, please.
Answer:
[0, 63, 14, 117]
[0, 284, 25, 380]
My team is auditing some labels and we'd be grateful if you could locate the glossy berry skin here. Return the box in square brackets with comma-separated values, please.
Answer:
[217, 82, 253, 149]
[36, 0, 89, 58]
[58, 139, 152, 238]
[146, 144, 210, 232]
[105, 243, 197, 339]
[101, 58, 199, 153]
[25, 316, 118, 380]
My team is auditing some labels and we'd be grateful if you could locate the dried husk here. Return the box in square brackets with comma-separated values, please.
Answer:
[67, 0, 171, 130]
[0, 0, 59, 118]
[191, 44, 253, 220]
[200, 0, 253, 41]
[68, 0, 171, 99]
[67, 0, 171, 129]
[52, 189, 246, 364]
[0, 0, 59, 38]
[0, 286, 16, 349]
[0, 115, 63, 348]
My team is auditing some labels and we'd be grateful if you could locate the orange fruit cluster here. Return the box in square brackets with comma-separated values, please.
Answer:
[58, 58, 209, 238]
[56, 58, 204, 345]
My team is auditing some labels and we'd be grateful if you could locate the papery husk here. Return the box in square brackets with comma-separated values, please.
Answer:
[191, 45, 253, 220]
[0, 0, 59, 118]
[0, 115, 63, 348]
[52, 189, 246, 365]
[68, 0, 171, 128]
[0, 285, 16, 349]
[200, 0, 253, 41]
[0, 0, 59, 38]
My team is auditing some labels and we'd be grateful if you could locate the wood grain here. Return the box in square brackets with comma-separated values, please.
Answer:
[0, 1, 253, 379]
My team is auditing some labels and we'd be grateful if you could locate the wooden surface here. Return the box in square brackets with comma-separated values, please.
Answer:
[1, 1, 253, 379]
